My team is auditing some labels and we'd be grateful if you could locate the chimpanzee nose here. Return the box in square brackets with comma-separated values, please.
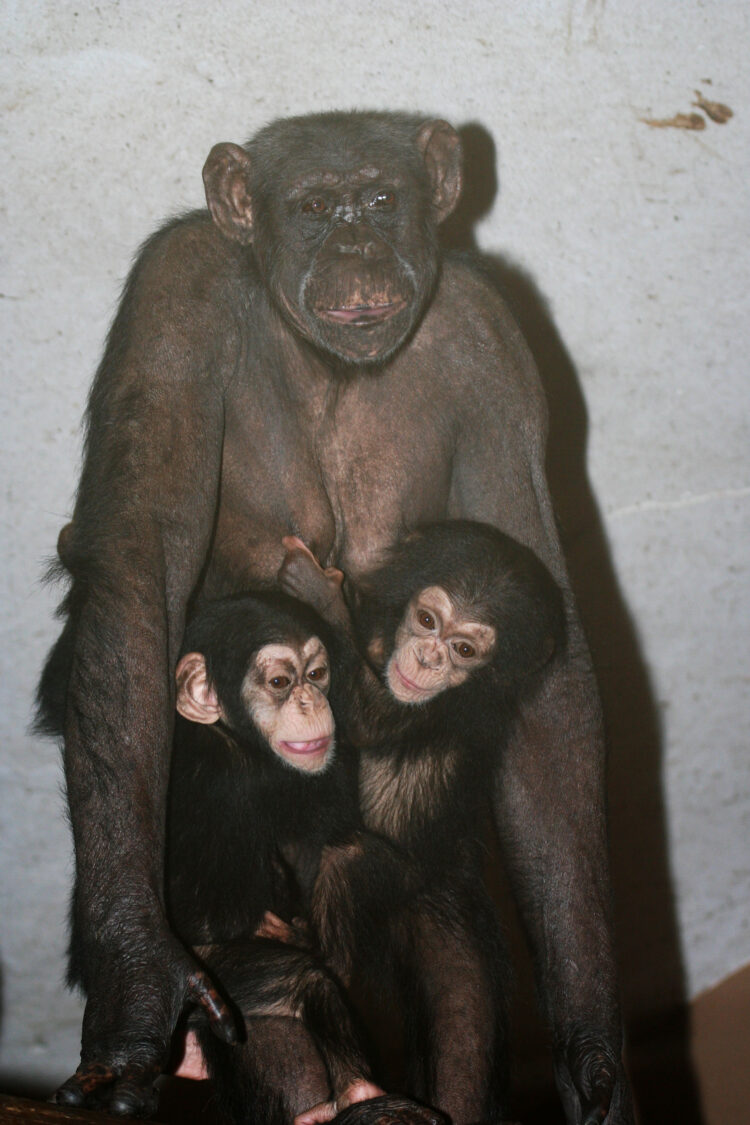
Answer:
[295, 683, 324, 711]
[417, 639, 444, 669]
[295, 685, 313, 710]
[330, 222, 381, 259]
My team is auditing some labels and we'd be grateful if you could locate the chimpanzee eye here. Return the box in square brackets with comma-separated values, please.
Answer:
[417, 611, 435, 630]
[453, 642, 476, 660]
[307, 665, 328, 681]
[270, 675, 291, 689]
[302, 197, 328, 215]
[370, 190, 396, 209]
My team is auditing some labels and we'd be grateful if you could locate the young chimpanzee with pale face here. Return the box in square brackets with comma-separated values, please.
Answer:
[279, 520, 565, 1123]
[165, 590, 406, 1125]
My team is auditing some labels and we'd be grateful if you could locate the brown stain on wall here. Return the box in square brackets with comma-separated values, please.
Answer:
[641, 88, 734, 131]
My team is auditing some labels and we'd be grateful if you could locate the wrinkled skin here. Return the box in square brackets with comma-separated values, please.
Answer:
[385, 585, 496, 703]
[37, 111, 632, 1123]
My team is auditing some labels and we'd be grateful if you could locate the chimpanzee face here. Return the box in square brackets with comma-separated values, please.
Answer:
[257, 164, 433, 365]
[202, 115, 462, 366]
[241, 637, 334, 772]
[385, 585, 496, 705]
[176, 635, 335, 773]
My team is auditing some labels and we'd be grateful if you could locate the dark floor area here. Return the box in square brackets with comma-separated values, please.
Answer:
[2, 964, 749, 1124]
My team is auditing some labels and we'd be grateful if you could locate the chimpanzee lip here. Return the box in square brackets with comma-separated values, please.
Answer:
[393, 663, 425, 695]
[279, 737, 331, 755]
[319, 299, 407, 326]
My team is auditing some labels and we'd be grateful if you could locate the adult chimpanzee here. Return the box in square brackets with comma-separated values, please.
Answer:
[276, 521, 565, 1125]
[37, 111, 632, 1124]
[164, 590, 398, 1125]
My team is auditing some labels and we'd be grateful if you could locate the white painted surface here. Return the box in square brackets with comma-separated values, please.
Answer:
[2, 0, 748, 1090]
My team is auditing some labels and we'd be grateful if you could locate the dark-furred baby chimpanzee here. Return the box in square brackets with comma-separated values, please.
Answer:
[278, 520, 566, 1125]
[164, 590, 404, 1125]
[38, 110, 633, 1124]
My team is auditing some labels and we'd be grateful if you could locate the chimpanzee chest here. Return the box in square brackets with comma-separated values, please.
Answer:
[204, 358, 456, 593]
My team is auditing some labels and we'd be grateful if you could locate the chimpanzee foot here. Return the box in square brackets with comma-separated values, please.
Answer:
[330, 1094, 449, 1125]
[54, 1060, 161, 1117]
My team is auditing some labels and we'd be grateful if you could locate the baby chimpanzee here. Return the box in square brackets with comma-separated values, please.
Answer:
[280, 520, 564, 853]
[166, 590, 401, 1125]
[278, 520, 565, 1123]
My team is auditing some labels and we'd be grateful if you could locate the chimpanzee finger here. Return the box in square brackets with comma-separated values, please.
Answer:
[54, 1060, 162, 1117]
[282, 535, 316, 556]
[107, 1062, 161, 1117]
[564, 1031, 616, 1125]
[54, 1062, 116, 1106]
[187, 968, 238, 1043]
[581, 1094, 611, 1125]
[322, 564, 344, 585]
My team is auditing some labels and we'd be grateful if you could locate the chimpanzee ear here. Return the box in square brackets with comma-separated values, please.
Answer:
[202, 142, 255, 245]
[175, 653, 222, 724]
[416, 120, 463, 223]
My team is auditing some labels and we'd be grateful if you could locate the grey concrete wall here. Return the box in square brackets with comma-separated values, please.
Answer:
[2, 0, 748, 1092]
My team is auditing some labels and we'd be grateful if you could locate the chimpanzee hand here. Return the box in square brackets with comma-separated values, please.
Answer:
[555, 1028, 632, 1125]
[279, 536, 347, 624]
[328, 1094, 449, 1125]
[254, 909, 312, 948]
[297, 1091, 449, 1125]
[54, 934, 236, 1116]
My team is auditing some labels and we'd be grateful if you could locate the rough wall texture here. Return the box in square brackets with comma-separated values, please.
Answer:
[2, 0, 748, 1092]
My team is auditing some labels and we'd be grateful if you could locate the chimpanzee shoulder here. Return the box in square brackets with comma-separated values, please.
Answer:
[117, 209, 267, 329]
[422, 254, 549, 430]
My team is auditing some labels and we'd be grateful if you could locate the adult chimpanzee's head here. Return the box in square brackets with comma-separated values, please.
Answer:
[355, 521, 565, 705]
[203, 112, 463, 365]
[175, 592, 336, 773]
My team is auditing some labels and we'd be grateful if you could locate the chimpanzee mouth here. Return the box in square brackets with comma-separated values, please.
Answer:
[279, 737, 332, 756]
[319, 299, 407, 327]
[393, 664, 426, 695]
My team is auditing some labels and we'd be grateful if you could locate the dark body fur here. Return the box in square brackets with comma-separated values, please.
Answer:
[165, 591, 357, 945]
[164, 592, 390, 1125]
[345, 520, 566, 860]
[37, 111, 632, 1125]
[280, 521, 566, 1117]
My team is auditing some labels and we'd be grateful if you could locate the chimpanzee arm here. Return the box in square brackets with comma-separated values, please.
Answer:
[278, 536, 351, 633]
[49, 219, 240, 1114]
[446, 273, 633, 1125]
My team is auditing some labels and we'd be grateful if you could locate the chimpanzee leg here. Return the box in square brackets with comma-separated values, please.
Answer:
[398, 880, 510, 1125]
[198, 1013, 328, 1125]
[311, 832, 422, 986]
[195, 937, 376, 1123]
[494, 661, 635, 1125]
[315, 843, 510, 1124]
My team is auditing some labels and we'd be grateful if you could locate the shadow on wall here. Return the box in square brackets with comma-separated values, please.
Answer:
[442, 122, 703, 1125]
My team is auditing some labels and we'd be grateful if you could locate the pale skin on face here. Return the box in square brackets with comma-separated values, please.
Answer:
[385, 585, 496, 704]
[175, 636, 335, 773]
